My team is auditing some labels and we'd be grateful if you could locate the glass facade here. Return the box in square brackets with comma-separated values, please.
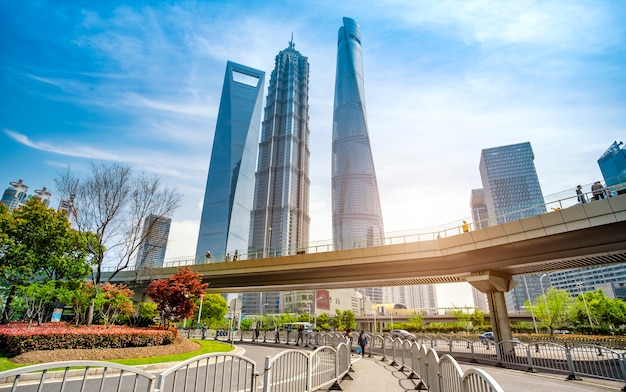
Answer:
[1, 179, 29, 211]
[136, 214, 171, 269]
[597, 141, 626, 188]
[548, 265, 626, 301]
[478, 142, 547, 311]
[470, 188, 489, 229]
[331, 17, 385, 250]
[248, 39, 310, 260]
[479, 142, 546, 224]
[244, 40, 311, 316]
[195, 61, 265, 263]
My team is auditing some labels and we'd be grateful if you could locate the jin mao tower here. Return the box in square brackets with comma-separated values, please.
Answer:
[245, 39, 311, 315]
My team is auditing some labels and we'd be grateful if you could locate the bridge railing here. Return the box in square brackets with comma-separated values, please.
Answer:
[370, 337, 505, 392]
[102, 181, 626, 272]
[368, 333, 626, 383]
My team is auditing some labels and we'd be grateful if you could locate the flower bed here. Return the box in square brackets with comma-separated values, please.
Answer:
[0, 323, 178, 355]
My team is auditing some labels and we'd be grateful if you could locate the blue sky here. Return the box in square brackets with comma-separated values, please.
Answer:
[2, 1, 625, 306]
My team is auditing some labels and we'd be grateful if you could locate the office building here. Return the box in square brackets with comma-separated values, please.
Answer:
[383, 285, 438, 314]
[597, 141, 626, 189]
[472, 287, 489, 312]
[470, 188, 489, 230]
[479, 142, 546, 224]
[478, 142, 547, 311]
[332, 17, 385, 305]
[195, 61, 265, 263]
[136, 214, 172, 269]
[32, 187, 52, 207]
[548, 265, 626, 301]
[244, 39, 311, 316]
[1, 179, 29, 211]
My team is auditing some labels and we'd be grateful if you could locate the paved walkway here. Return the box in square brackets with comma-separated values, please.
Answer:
[332, 354, 626, 392]
[331, 356, 419, 392]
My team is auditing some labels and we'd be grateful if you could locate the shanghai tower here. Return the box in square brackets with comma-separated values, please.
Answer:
[332, 17, 384, 251]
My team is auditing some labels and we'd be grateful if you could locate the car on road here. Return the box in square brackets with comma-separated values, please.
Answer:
[390, 329, 417, 341]
[478, 332, 519, 344]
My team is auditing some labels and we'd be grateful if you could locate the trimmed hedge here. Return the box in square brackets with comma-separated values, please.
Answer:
[0, 323, 178, 355]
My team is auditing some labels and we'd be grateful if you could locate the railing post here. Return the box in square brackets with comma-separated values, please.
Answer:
[525, 343, 535, 373]
[565, 346, 581, 380]
[263, 356, 271, 392]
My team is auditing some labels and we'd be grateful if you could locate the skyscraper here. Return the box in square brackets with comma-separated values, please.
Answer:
[332, 17, 385, 304]
[1, 179, 29, 211]
[478, 141, 546, 311]
[469, 188, 489, 230]
[597, 141, 626, 189]
[479, 142, 546, 224]
[136, 214, 172, 269]
[195, 61, 265, 263]
[244, 39, 311, 316]
[332, 17, 384, 249]
[248, 38, 310, 259]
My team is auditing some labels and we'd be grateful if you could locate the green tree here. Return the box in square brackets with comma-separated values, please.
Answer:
[197, 293, 228, 328]
[408, 313, 424, 331]
[94, 282, 135, 327]
[332, 309, 356, 331]
[0, 199, 95, 322]
[526, 287, 574, 335]
[315, 313, 330, 331]
[571, 290, 626, 333]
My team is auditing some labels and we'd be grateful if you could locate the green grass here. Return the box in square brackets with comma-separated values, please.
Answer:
[112, 339, 234, 366]
[0, 339, 235, 372]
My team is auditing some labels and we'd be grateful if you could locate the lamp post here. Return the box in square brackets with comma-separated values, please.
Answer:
[576, 282, 594, 327]
[522, 276, 538, 334]
[196, 294, 204, 328]
[261, 302, 269, 329]
[540, 274, 551, 327]
[313, 296, 323, 330]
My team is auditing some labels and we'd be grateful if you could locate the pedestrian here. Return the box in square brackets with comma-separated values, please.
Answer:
[201, 324, 207, 340]
[233, 249, 238, 261]
[591, 181, 605, 201]
[224, 253, 230, 262]
[255, 326, 260, 341]
[358, 330, 368, 357]
[462, 220, 470, 233]
[296, 325, 304, 346]
[274, 326, 280, 343]
[576, 185, 587, 204]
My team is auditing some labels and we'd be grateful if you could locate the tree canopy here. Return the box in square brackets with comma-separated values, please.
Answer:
[54, 162, 182, 284]
[145, 267, 208, 326]
[0, 199, 96, 322]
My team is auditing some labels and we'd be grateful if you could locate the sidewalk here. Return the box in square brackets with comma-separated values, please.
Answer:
[332, 355, 419, 392]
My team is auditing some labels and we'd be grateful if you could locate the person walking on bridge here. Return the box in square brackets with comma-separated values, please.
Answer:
[358, 330, 368, 357]
[462, 220, 470, 233]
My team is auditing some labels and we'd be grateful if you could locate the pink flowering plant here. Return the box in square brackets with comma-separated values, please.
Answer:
[0, 323, 177, 355]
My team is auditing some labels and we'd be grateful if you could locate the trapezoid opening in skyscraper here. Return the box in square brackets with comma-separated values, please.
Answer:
[195, 61, 265, 263]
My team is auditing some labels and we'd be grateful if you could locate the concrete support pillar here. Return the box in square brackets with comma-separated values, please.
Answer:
[466, 271, 517, 344]
[485, 291, 513, 343]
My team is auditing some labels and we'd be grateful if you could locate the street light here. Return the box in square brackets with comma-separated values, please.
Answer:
[576, 282, 594, 327]
[522, 275, 538, 334]
[196, 294, 204, 328]
[313, 296, 323, 330]
[261, 302, 269, 329]
[540, 274, 551, 326]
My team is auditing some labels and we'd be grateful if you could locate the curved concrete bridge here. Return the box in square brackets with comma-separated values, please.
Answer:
[109, 194, 626, 343]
